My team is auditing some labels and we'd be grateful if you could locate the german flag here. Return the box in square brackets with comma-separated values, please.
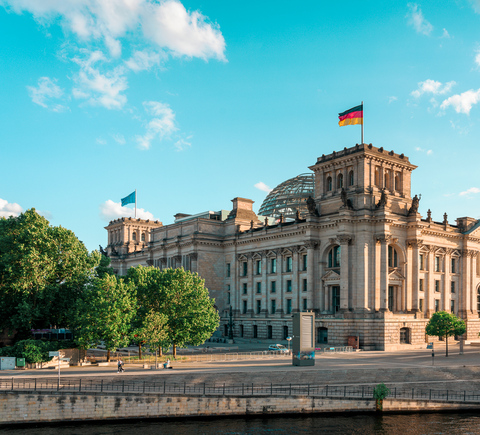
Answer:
[338, 104, 363, 127]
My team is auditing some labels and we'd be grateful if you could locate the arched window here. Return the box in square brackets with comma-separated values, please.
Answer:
[349, 170, 354, 186]
[328, 246, 341, 268]
[132, 231, 137, 241]
[327, 176, 333, 191]
[141, 232, 146, 242]
[337, 173, 343, 189]
[388, 245, 398, 268]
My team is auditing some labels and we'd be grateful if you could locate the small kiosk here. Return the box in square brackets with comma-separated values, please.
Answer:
[292, 312, 315, 366]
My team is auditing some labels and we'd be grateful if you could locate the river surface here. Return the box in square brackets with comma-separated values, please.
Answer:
[3, 413, 480, 435]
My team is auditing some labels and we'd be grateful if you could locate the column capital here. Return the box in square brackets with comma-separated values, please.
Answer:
[304, 240, 319, 250]
[406, 239, 423, 248]
[375, 235, 391, 244]
[337, 236, 353, 245]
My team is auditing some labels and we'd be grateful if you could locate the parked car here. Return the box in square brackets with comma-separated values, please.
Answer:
[268, 344, 289, 353]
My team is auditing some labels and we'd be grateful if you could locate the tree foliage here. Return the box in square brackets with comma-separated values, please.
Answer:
[127, 266, 219, 357]
[0, 209, 98, 341]
[72, 274, 137, 360]
[0, 339, 76, 364]
[425, 311, 466, 357]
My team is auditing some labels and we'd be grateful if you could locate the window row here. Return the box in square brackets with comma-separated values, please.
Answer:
[419, 278, 457, 293]
[419, 254, 458, 273]
[241, 298, 309, 315]
[227, 255, 307, 277]
[236, 279, 308, 294]
[325, 170, 355, 192]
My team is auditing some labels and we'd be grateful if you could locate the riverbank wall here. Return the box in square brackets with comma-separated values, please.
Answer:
[2, 391, 480, 426]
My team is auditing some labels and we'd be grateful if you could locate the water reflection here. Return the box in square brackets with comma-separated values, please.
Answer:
[3, 413, 480, 435]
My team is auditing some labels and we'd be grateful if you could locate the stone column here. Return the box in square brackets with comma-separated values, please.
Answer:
[355, 238, 369, 312]
[426, 247, 435, 317]
[472, 252, 478, 315]
[460, 250, 472, 316]
[377, 237, 390, 311]
[407, 240, 420, 312]
[339, 236, 351, 311]
[305, 242, 318, 311]
[444, 250, 451, 312]
[247, 253, 254, 315]
[292, 247, 299, 312]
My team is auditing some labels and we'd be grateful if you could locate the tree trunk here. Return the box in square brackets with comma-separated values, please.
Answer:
[158, 346, 163, 357]
[173, 344, 177, 358]
[446, 335, 448, 357]
[107, 349, 110, 362]
[139, 343, 142, 359]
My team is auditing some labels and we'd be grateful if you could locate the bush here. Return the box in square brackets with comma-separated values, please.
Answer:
[373, 383, 391, 400]
[0, 339, 77, 364]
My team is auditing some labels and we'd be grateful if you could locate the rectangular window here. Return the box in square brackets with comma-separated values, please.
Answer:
[286, 257, 292, 272]
[419, 298, 424, 312]
[226, 263, 231, 277]
[451, 281, 455, 293]
[242, 262, 248, 276]
[435, 299, 440, 312]
[302, 279, 307, 292]
[435, 256, 440, 272]
[451, 299, 455, 313]
[332, 286, 340, 312]
[286, 279, 292, 292]
[435, 280, 440, 292]
[419, 254, 425, 270]
[227, 286, 231, 304]
[451, 258, 456, 273]
[271, 299, 276, 314]
[286, 299, 292, 314]
[256, 260, 261, 275]
[256, 282, 261, 294]
[302, 254, 307, 271]
[419, 279, 424, 292]
[271, 258, 277, 273]
[302, 298, 307, 311]
[271, 281, 276, 293]
[242, 300, 247, 314]
[256, 299, 261, 314]
[253, 325, 257, 338]
[243, 283, 247, 295]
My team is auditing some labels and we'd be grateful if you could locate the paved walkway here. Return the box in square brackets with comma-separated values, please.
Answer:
[1, 343, 480, 393]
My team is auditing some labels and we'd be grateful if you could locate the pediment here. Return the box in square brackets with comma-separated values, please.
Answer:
[451, 250, 461, 258]
[252, 252, 262, 260]
[389, 269, 405, 281]
[281, 248, 292, 256]
[237, 254, 248, 261]
[266, 250, 277, 258]
[322, 269, 340, 281]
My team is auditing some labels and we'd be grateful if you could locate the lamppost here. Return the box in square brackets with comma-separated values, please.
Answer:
[228, 305, 235, 341]
[286, 336, 292, 354]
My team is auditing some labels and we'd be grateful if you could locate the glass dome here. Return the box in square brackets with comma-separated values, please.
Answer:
[258, 173, 314, 219]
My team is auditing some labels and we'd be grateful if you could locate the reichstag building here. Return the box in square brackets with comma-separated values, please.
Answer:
[105, 143, 480, 350]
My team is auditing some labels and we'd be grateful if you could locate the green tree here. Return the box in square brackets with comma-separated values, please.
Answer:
[72, 274, 137, 361]
[0, 209, 98, 342]
[425, 311, 466, 357]
[127, 266, 219, 358]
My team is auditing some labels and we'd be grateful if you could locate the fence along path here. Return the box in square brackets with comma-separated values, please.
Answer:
[2, 378, 480, 403]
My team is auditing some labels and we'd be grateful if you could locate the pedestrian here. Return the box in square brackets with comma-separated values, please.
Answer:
[117, 359, 124, 373]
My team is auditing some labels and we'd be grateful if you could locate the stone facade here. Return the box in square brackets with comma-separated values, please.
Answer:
[106, 143, 480, 351]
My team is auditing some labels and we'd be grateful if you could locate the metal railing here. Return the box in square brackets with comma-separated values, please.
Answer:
[2, 378, 480, 403]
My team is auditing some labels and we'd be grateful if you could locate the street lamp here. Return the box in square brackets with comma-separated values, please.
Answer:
[228, 305, 235, 341]
[286, 336, 292, 354]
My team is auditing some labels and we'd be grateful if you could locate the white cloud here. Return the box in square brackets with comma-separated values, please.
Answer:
[96, 137, 107, 145]
[441, 28, 450, 39]
[26, 77, 67, 111]
[174, 135, 192, 151]
[407, 3, 433, 36]
[3, 0, 226, 60]
[469, 0, 480, 14]
[415, 147, 433, 155]
[388, 96, 397, 104]
[136, 101, 177, 149]
[255, 182, 273, 193]
[125, 49, 164, 72]
[0, 198, 23, 218]
[71, 50, 128, 109]
[474, 50, 480, 68]
[411, 79, 456, 98]
[99, 199, 155, 221]
[440, 89, 480, 114]
[112, 133, 126, 144]
[459, 187, 480, 196]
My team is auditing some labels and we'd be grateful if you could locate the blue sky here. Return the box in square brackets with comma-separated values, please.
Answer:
[1, 0, 480, 252]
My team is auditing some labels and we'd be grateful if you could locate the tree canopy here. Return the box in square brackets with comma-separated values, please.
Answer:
[127, 266, 219, 357]
[0, 209, 98, 342]
[425, 311, 466, 357]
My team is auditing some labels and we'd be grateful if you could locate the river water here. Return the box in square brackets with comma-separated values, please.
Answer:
[3, 413, 480, 435]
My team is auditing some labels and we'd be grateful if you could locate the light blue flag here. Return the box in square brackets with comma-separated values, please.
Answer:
[121, 191, 135, 207]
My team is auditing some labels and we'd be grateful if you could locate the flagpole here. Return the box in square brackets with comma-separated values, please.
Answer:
[135, 188, 137, 219]
[361, 100, 364, 144]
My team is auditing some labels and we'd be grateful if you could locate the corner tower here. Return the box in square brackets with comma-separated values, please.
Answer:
[309, 143, 417, 215]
